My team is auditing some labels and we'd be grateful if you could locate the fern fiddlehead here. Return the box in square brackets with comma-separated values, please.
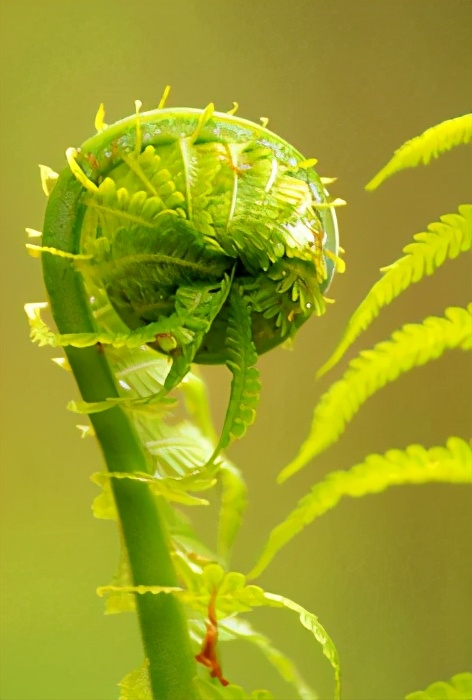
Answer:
[29, 96, 341, 699]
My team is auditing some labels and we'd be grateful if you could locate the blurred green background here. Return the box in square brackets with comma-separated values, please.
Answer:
[1, 2, 471, 699]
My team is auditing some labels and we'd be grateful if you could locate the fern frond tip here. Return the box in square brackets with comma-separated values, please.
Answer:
[366, 113, 472, 191]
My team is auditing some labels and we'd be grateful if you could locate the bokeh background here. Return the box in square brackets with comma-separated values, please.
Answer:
[1, 2, 471, 699]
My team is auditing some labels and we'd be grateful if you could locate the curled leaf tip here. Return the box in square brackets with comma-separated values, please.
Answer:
[24, 301, 48, 320]
[39, 164, 59, 196]
[65, 147, 98, 192]
[94, 103, 108, 132]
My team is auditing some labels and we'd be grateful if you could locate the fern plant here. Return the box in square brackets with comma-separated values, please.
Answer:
[27, 92, 470, 700]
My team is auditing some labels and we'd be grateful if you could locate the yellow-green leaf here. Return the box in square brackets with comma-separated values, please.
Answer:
[405, 672, 472, 700]
[318, 205, 472, 376]
[251, 438, 471, 578]
[366, 113, 472, 190]
[280, 306, 472, 482]
[118, 660, 152, 700]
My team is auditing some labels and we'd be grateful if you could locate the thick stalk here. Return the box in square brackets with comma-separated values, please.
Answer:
[41, 173, 198, 700]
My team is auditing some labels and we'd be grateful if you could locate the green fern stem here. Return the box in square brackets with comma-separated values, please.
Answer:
[41, 173, 198, 700]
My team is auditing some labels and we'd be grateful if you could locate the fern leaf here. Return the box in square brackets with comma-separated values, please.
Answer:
[108, 563, 340, 700]
[94, 470, 213, 506]
[180, 369, 218, 443]
[279, 306, 472, 482]
[251, 437, 472, 578]
[143, 420, 214, 479]
[201, 565, 340, 700]
[106, 345, 169, 396]
[215, 288, 261, 454]
[218, 461, 248, 564]
[262, 592, 340, 700]
[102, 541, 135, 615]
[220, 617, 316, 700]
[318, 205, 472, 376]
[405, 672, 472, 700]
[118, 661, 152, 700]
[366, 113, 472, 190]
[164, 276, 233, 393]
[194, 678, 273, 700]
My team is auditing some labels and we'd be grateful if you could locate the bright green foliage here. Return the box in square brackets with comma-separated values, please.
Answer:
[251, 438, 472, 578]
[31, 98, 471, 700]
[91, 472, 118, 520]
[26, 301, 185, 349]
[366, 113, 472, 190]
[214, 287, 261, 455]
[98, 562, 340, 700]
[318, 205, 472, 376]
[218, 618, 316, 700]
[162, 276, 234, 393]
[217, 461, 248, 564]
[193, 678, 274, 700]
[118, 661, 152, 700]
[95, 469, 215, 507]
[181, 369, 219, 442]
[103, 545, 135, 615]
[279, 306, 472, 481]
[74, 109, 339, 368]
[121, 663, 275, 700]
[405, 672, 472, 700]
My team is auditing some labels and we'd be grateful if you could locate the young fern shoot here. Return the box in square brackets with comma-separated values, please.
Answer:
[28, 92, 342, 700]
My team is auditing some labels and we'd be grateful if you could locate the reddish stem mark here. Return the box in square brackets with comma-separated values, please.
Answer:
[195, 589, 229, 686]
[85, 152, 100, 170]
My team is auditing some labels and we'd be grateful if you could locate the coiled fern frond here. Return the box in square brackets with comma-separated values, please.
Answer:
[28, 94, 343, 700]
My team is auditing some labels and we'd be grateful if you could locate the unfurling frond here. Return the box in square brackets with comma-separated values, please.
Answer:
[251, 438, 471, 578]
[279, 306, 472, 481]
[318, 205, 472, 376]
[366, 113, 472, 190]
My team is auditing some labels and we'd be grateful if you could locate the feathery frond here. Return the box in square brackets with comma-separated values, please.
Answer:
[118, 661, 152, 700]
[251, 438, 472, 578]
[318, 205, 472, 376]
[219, 617, 316, 700]
[217, 462, 248, 564]
[279, 306, 472, 482]
[101, 563, 340, 700]
[366, 113, 472, 190]
[405, 672, 472, 700]
[214, 288, 261, 454]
